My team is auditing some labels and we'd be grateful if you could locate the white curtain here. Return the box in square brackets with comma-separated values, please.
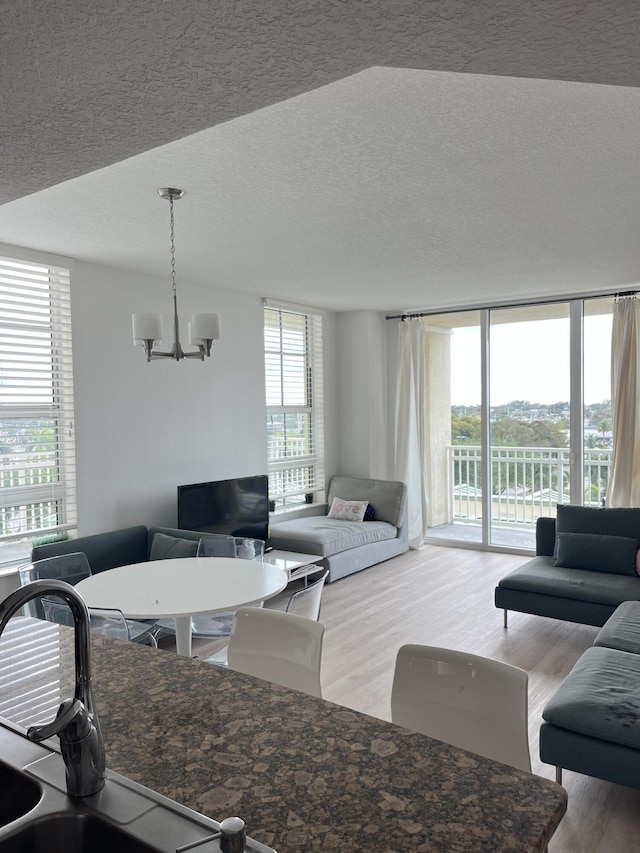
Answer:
[394, 318, 429, 548]
[607, 296, 640, 507]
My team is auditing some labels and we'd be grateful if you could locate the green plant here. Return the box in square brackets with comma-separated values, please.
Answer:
[30, 532, 69, 547]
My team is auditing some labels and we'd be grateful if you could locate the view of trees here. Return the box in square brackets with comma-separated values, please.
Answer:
[452, 414, 568, 448]
[452, 399, 612, 449]
[450, 399, 613, 501]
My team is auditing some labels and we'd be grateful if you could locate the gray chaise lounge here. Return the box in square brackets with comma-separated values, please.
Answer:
[269, 474, 408, 582]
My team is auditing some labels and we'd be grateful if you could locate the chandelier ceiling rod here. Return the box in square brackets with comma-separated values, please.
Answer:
[132, 187, 221, 362]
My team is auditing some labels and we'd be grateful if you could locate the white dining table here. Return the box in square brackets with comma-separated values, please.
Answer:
[75, 557, 288, 658]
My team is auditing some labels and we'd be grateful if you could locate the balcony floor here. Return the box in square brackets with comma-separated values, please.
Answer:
[427, 521, 535, 551]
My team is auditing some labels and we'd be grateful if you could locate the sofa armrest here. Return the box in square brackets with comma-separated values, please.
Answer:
[536, 517, 557, 557]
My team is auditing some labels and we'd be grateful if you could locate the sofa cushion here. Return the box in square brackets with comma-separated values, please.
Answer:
[497, 556, 640, 606]
[363, 503, 376, 521]
[594, 601, 640, 655]
[542, 646, 640, 750]
[556, 504, 640, 542]
[149, 532, 199, 560]
[553, 532, 639, 576]
[268, 516, 398, 558]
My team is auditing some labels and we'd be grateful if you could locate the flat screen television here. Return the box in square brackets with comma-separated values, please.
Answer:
[177, 475, 270, 542]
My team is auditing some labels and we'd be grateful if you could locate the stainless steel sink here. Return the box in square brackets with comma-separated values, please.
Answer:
[0, 721, 276, 853]
[0, 760, 42, 828]
[0, 813, 159, 853]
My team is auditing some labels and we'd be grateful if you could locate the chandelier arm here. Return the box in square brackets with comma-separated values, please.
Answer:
[148, 351, 177, 360]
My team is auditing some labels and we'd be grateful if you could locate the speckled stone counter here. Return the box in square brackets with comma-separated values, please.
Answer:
[0, 620, 566, 852]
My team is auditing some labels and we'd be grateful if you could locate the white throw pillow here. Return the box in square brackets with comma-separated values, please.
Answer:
[327, 496, 368, 523]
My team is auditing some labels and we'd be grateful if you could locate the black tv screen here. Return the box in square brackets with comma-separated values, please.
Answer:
[177, 475, 269, 542]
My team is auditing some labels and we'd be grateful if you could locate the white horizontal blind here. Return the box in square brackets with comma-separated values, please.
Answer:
[265, 306, 325, 509]
[0, 254, 76, 565]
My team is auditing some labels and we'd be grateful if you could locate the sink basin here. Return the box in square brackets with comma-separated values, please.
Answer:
[0, 813, 160, 853]
[0, 761, 41, 828]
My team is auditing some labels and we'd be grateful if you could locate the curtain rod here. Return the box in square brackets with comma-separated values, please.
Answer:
[385, 288, 638, 321]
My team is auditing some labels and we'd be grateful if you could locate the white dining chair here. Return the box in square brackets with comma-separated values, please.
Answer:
[391, 644, 531, 772]
[226, 606, 325, 698]
[205, 569, 329, 668]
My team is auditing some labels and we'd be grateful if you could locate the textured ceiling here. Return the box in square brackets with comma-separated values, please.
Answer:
[2, 1, 640, 312]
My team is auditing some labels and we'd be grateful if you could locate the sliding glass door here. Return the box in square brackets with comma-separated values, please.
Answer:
[488, 304, 571, 547]
[426, 296, 613, 552]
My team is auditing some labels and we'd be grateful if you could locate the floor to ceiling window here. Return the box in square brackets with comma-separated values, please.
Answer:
[488, 304, 571, 547]
[425, 296, 612, 552]
[264, 302, 325, 511]
[0, 252, 76, 567]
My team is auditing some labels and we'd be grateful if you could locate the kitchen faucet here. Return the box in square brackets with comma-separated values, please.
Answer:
[0, 579, 105, 797]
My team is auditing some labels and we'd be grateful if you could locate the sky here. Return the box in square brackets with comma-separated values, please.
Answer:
[450, 314, 612, 407]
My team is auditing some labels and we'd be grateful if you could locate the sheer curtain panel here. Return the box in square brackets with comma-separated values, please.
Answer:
[607, 296, 640, 507]
[394, 318, 429, 548]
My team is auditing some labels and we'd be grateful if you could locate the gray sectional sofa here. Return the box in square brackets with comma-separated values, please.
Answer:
[495, 505, 640, 628]
[269, 475, 409, 582]
[31, 525, 207, 573]
[540, 600, 640, 790]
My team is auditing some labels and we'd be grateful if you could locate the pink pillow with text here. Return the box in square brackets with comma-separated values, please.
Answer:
[327, 497, 368, 523]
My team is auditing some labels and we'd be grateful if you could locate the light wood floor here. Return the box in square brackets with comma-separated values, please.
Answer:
[189, 544, 640, 852]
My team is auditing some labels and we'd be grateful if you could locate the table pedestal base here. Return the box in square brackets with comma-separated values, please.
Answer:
[174, 616, 193, 657]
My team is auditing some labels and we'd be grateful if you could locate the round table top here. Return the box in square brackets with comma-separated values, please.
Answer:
[75, 557, 288, 620]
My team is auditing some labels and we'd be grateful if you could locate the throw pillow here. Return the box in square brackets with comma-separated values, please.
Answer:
[363, 503, 376, 521]
[556, 504, 640, 541]
[150, 532, 199, 560]
[553, 532, 639, 576]
[327, 497, 368, 523]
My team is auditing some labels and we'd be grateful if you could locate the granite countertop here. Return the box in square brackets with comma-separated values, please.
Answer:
[0, 619, 567, 852]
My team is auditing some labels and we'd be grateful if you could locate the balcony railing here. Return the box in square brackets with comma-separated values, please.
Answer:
[449, 445, 611, 528]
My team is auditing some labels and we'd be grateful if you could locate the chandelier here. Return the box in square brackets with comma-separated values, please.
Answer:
[132, 188, 221, 362]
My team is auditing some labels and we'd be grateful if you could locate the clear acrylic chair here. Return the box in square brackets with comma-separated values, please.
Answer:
[284, 570, 329, 621]
[19, 552, 157, 647]
[190, 536, 266, 639]
[43, 599, 130, 642]
[391, 644, 531, 772]
[153, 535, 266, 646]
[225, 606, 325, 698]
[18, 552, 93, 620]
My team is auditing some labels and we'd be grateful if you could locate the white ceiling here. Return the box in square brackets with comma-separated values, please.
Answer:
[3, 2, 640, 314]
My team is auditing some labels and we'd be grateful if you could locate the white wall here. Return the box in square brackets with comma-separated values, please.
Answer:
[70, 261, 338, 533]
[335, 311, 390, 479]
[71, 262, 341, 534]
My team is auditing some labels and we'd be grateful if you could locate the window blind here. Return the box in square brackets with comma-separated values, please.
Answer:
[0, 254, 76, 565]
[265, 305, 325, 509]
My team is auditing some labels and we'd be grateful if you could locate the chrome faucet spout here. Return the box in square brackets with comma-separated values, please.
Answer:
[0, 579, 105, 797]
